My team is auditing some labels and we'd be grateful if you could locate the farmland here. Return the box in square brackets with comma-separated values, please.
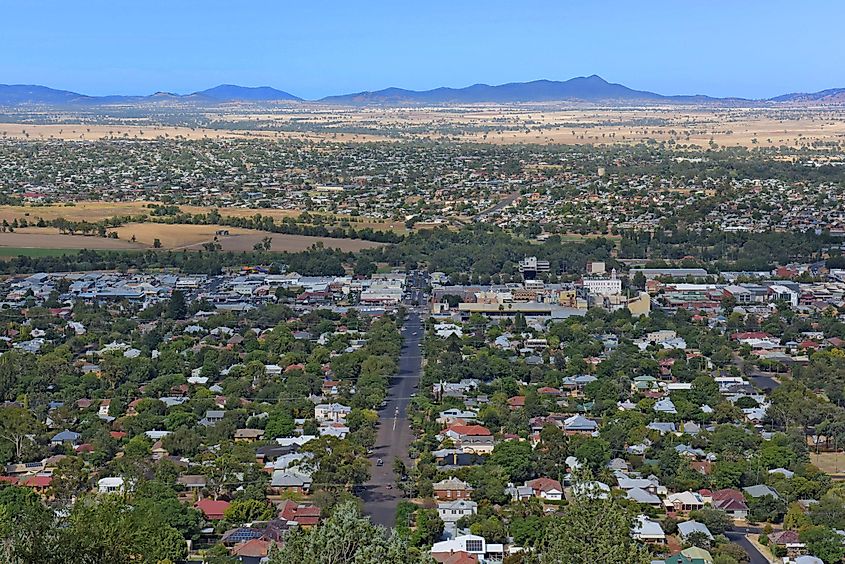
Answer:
[0, 202, 407, 235]
[112, 223, 386, 252]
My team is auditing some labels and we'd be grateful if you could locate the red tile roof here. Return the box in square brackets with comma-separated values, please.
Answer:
[526, 477, 563, 493]
[446, 424, 491, 437]
[731, 331, 772, 341]
[22, 475, 52, 488]
[232, 538, 272, 558]
[432, 551, 479, 564]
[195, 498, 230, 519]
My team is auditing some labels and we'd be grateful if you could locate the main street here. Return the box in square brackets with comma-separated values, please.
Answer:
[361, 273, 428, 526]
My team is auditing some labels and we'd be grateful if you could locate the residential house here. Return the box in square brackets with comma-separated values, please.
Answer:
[710, 489, 749, 520]
[50, 429, 81, 446]
[662, 547, 714, 564]
[437, 499, 478, 524]
[562, 414, 598, 435]
[430, 534, 504, 564]
[664, 491, 705, 513]
[314, 403, 351, 423]
[97, 477, 125, 494]
[631, 515, 666, 544]
[234, 428, 266, 442]
[677, 520, 713, 541]
[525, 477, 563, 501]
[743, 484, 780, 500]
[433, 477, 474, 501]
[270, 469, 312, 494]
[195, 499, 230, 520]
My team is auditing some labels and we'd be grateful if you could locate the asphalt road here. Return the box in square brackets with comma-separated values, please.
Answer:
[361, 311, 424, 527]
[726, 530, 770, 564]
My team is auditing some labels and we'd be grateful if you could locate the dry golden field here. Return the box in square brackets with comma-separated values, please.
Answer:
[0, 228, 144, 250]
[0, 202, 406, 235]
[3, 104, 845, 148]
[0, 222, 384, 255]
[112, 223, 385, 252]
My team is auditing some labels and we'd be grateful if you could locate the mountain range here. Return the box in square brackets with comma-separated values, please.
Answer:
[0, 75, 841, 106]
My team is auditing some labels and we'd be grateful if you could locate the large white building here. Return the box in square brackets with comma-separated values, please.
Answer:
[583, 268, 622, 296]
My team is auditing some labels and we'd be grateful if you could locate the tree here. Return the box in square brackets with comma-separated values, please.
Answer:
[124, 435, 152, 458]
[0, 486, 56, 563]
[269, 501, 409, 564]
[304, 436, 369, 489]
[410, 508, 443, 547]
[224, 499, 273, 524]
[56, 494, 188, 564]
[685, 530, 713, 550]
[0, 407, 40, 461]
[264, 411, 295, 439]
[510, 515, 547, 547]
[712, 543, 749, 564]
[167, 290, 187, 320]
[490, 440, 536, 483]
[50, 456, 88, 503]
[146, 525, 189, 563]
[469, 515, 508, 544]
[800, 526, 845, 564]
[540, 479, 650, 564]
[748, 494, 785, 524]
[784, 501, 812, 530]
[573, 437, 611, 472]
[689, 508, 732, 536]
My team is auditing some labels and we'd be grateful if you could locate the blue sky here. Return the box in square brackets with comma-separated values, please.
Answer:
[3, 0, 844, 99]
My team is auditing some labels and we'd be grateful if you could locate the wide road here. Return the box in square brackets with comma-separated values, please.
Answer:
[361, 310, 424, 526]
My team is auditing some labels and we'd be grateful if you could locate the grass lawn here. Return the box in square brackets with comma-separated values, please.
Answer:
[810, 452, 845, 477]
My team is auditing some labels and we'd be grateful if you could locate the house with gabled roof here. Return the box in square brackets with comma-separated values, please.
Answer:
[525, 477, 563, 501]
[631, 515, 665, 544]
[664, 491, 705, 513]
[562, 414, 598, 435]
[195, 498, 230, 520]
[433, 477, 474, 501]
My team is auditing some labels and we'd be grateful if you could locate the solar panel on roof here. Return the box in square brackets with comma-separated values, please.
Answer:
[226, 528, 262, 543]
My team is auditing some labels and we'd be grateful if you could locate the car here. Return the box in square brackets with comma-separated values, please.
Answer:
[376, 459, 384, 466]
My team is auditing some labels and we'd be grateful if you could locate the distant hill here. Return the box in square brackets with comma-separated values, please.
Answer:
[0, 84, 90, 105]
[770, 87, 845, 103]
[3, 77, 845, 107]
[319, 75, 720, 105]
[0, 83, 300, 106]
[192, 84, 301, 101]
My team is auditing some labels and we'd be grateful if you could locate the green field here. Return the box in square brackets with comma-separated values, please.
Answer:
[0, 247, 86, 258]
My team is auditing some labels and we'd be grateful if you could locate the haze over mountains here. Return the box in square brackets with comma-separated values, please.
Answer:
[0, 75, 842, 106]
